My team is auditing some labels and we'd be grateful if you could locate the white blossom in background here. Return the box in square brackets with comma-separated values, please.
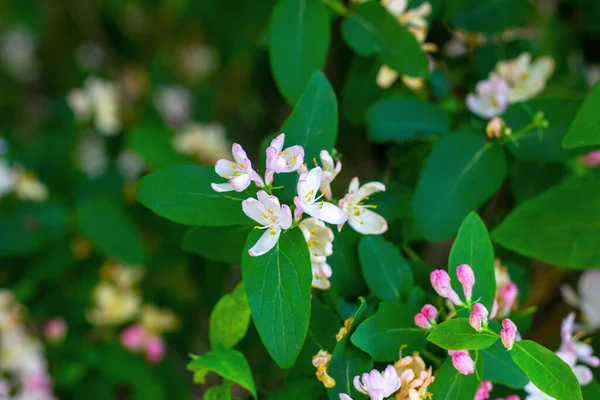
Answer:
[0, 159, 16, 197]
[13, 168, 49, 202]
[0, 290, 56, 400]
[242, 191, 292, 256]
[338, 178, 387, 235]
[117, 150, 146, 181]
[178, 43, 218, 81]
[561, 270, 600, 332]
[0, 27, 38, 82]
[67, 77, 121, 136]
[153, 85, 193, 127]
[295, 167, 348, 225]
[300, 218, 334, 290]
[444, 31, 487, 58]
[77, 131, 109, 178]
[495, 53, 555, 103]
[76, 42, 105, 71]
[173, 122, 231, 164]
[211, 143, 264, 192]
[466, 74, 511, 118]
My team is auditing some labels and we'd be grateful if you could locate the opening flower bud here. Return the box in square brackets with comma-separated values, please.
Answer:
[430, 270, 462, 306]
[414, 313, 432, 329]
[500, 318, 518, 350]
[456, 264, 475, 301]
[448, 350, 475, 375]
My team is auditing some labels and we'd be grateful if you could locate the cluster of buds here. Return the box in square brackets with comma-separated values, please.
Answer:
[414, 304, 438, 330]
[429, 264, 475, 307]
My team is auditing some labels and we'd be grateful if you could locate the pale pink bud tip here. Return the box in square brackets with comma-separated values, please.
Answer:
[500, 318, 518, 351]
[415, 313, 432, 329]
[449, 350, 475, 375]
[430, 269, 463, 306]
[421, 304, 438, 320]
[456, 264, 475, 300]
[469, 303, 489, 332]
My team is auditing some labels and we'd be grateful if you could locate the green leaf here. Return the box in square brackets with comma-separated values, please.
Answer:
[341, 57, 383, 126]
[204, 381, 232, 400]
[481, 341, 529, 389]
[428, 354, 482, 400]
[504, 98, 585, 161]
[367, 98, 450, 143]
[412, 132, 507, 241]
[281, 71, 338, 162]
[427, 319, 498, 350]
[583, 379, 600, 400]
[493, 177, 600, 269]
[77, 198, 144, 264]
[448, 213, 496, 309]
[241, 228, 312, 368]
[182, 225, 252, 264]
[351, 301, 425, 361]
[511, 340, 583, 400]
[328, 228, 367, 298]
[187, 349, 257, 399]
[341, 1, 428, 78]
[136, 165, 250, 227]
[446, 0, 532, 35]
[358, 236, 413, 301]
[267, 378, 325, 400]
[327, 299, 373, 400]
[564, 81, 600, 148]
[0, 201, 68, 257]
[209, 283, 252, 351]
[269, 0, 330, 103]
[126, 123, 189, 169]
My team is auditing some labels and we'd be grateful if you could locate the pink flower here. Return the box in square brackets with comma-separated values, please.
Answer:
[469, 303, 489, 332]
[43, 317, 67, 342]
[415, 313, 432, 329]
[474, 381, 493, 400]
[498, 282, 518, 316]
[145, 334, 166, 363]
[500, 319, 518, 350]
[430, 270, 462, 306]
[22, 369, 52, 392]
[421, 304, 438, 320]
[264, 133, 304, 184]
[558, 312, 600, 367]
[120, 324, 146, 351]
[448, 350, 475, 375]
[211, 143, 264, 192]
[578, 150, 600, 167]
[456, 264, 475, 300]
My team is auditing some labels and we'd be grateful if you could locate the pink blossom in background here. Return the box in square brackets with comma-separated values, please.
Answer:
[43, 317, 67, 342]
[474, 381, 493, 400]
[577, 150, 600, 167]
[145, 335, 166, 363]
[120, 324, 146, 351]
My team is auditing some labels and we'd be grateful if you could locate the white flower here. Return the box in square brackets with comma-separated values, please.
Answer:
[294, 167, 348, 225]
[153, 85, 192, 127]
[300, 218, 335, 290]
[466, 74, 511, 118]
[77, 131, 108, 178]
[211, 143, 264, 192]
[0, 160, 16, 197]
[495, 53, 555, 103]
[173, 122, 231, 164]
[352, 365, 401, 400]
[561, 270, 600, 332]
[242, 191, 293, 256]
[67, 77, 121, 136]
[87, 282, 142, 326]
[318, 150, 342, 200]
[558, 312, 600, 368]
[265, 133, 304, 184]
[13, 168, 48, 202]
[117, 150, 146, 180]
[338, 178, 387, 235]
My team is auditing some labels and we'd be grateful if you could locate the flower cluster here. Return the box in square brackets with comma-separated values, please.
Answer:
[467, 53, 555, 118]
[68, 77, 121, 136]
[0, 290, 56, 400]
[211, 134, 388, 267]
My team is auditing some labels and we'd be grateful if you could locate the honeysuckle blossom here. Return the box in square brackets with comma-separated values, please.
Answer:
[500, 319, 518, 350]
[212, 143, 264, 192]
[469, 303, 489, 332]
[430, 270, 462, 306]
[448, 350, 474, 375]
[577, 150, 600, 167]
[318, 150, 341, 200]
[561, 270, 600, 332]
[295, 167, 348, 225]
[300, 218, 335, 290]
[338, 177, 386, 235]
[496, 396, 520, 400]
[265, 134, 304, 184]
[558, 312, 600, 368]
[344, 365, 401, 400]
[313, 350, 336, 388]
[393, 354, 434, 400]
[67, 77, 121, 135]
[336, 317, 353, 342]
[153, 85, 192, 127]
[457, 264, 475, 301]
[243, 191, 292, 256]
[495, 53, 555, 103]
[474, 381, 493, 400]
[120, 323, 167, 363]
[173, 122, 231, 164]
[43, 317, 67, 342]
[466, 74, 511, 118]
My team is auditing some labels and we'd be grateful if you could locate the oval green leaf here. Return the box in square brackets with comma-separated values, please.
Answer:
[427, 318, 498, 350]
[209, 283, 252, 351]
[481, 341, 529, 389]
[182, 225, 252, 264]
[564, 81, 600, 148]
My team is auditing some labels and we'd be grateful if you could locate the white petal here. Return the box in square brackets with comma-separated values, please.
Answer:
[232, 143, 249, 165]
[257, 190, 280, 211]
[279, 204, 293, 229]
[320, 150, 334, 171]
[211, 182, 233, 192]
[280, 145, 304, 172]
[214, 159, 236, 178]
[573, 365, 593, 385]
[230, 174, 251, 192]
[349, 209, 388, 235]
[339, 394, 354, 400]
[249, 228, 281, 257]
[560, 284, 581, 309]
[304, 167, 323, 196]
[356, 181, 386, 201]
[242, 198, 269, 225]
[305, 202, 348, 225]
[270, 133, 285, 153]
[348, 177, 360, 194]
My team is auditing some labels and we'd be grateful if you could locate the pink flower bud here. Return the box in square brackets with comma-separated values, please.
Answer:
[474, 381, 493, 400]
[121, 324, 146, 351]
[500, 319, 518, 350]
[490, 299, 499, 320]
[43, 317, 67, 342]
[499, 282, 518, 316]
[415, 313, 432, 329]
[456, 264, 475, 300]
[578, 150, 600, 167]
[469, 303, 489, 331]
[430, 270, 462, 306]
[421, 304, 438, 320]
[145, 335, 166, 363]
[448, 350, 474, 375]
